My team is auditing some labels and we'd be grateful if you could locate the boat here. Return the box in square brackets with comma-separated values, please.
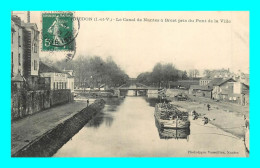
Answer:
[154, 103, 190, 129]
[155, 118, 190, 140]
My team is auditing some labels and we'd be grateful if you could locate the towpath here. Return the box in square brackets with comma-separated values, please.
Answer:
[11, 99, 94, 155]
[170, 95, 248, 138]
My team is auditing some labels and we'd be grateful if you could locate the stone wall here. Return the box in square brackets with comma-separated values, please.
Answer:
[12, 99, 106, 157]
[11, 89, 73, 120]
[50, 89, 72, 106]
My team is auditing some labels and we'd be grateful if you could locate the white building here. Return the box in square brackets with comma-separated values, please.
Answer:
[64, 70, 75, 93]
[39, 62, 74, 92]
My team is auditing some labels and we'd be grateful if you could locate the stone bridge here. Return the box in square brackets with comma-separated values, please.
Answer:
[115, 82, 162, 97]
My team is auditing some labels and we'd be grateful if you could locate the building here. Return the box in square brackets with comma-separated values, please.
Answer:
[199, 77, 212, 86]
[63, 70, 75, 93]
[39, 62, 75, 93]
[39, 62, 67, 90]
[189, 85, 212, 98]
[11, 16, 24, 85]
[22, 22, 40, 89]
[11, 14, 40, 90]
[211, 78, 236, 100]
[229, 82, 249, 105]
[169, 79, 200, 89]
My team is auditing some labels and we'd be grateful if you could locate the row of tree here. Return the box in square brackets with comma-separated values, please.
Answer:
[49, 56, 129, 88]
[136, 63, 189, 87]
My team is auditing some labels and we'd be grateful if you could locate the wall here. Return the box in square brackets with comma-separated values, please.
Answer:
[12, 99, 106, 157]
[40, 72, 68, 90]
[23, 25, 39, 76]
[67, 77, 74, 92]
[50, 89, 72, 106]
[199, 79, 211, 86]
[11, 89, 73, 120]
[11, 90, 51, 120]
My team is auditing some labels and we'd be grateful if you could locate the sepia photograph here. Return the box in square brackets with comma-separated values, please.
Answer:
[11, 11, 249, 157]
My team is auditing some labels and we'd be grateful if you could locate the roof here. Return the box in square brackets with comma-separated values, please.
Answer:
[169, 80, 200, 89]
[216, 78, 236, 86]
[189, 85, 212, 91]
[39, 61, 64, 74]
[63, 70, 74, 78]
[200, 77, 212, 80]
[207, 78, 223, 86]
[11, 74, 24, 82]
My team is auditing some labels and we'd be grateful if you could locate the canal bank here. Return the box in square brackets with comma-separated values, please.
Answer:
[54, 96, 246, 157]
[167, 96, 248, 139]
[12, 99, 105, 157]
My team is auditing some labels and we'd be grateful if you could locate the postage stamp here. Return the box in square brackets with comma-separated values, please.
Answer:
[42, 12, 74, 51]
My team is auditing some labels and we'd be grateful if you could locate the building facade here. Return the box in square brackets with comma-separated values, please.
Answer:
[39, 62, 75, 92]
[211, 78, 236, 100]
[11, 14, 40, 90]
[64, 70, 75, 93]
[199, 77, 212, 86]
[11, 16, 24, 83]
[22, 22, 40, 90]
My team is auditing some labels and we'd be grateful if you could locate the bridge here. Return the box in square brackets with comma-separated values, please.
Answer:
[115, 82, 163, 97]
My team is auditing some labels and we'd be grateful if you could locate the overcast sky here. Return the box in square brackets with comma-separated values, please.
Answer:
[15, 11, 249, 78]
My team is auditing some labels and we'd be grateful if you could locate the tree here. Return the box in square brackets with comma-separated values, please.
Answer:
[52, 55, 129, 89]
[137, 62, 187, 87]
[203, 69, 211, 78]
[189, 69, 200, 78]
[182, 70, 188, 80]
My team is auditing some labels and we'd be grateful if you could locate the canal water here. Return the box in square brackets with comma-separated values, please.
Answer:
[54, 96, 246, 157]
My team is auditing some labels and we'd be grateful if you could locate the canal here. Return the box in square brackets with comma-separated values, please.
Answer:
[54, 96, 246, 157]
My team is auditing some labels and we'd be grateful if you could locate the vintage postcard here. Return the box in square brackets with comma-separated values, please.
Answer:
[11, 11, 249, 157]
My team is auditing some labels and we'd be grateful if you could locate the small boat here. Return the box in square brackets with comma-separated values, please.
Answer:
[154, 103, 190, 129]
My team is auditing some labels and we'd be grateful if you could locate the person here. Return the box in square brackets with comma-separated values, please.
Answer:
[207, 104, 210, 111]
[87, 99, 89, 107]
[203, 117, 209, 125]
[192, 110, 199, 120]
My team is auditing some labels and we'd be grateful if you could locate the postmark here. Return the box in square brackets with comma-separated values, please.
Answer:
[42, 12, 74, 51]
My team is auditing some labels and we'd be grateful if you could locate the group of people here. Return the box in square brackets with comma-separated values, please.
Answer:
[191, 104, 212, 125]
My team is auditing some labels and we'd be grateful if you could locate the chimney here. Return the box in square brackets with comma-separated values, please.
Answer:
[27, 11, 30, 23]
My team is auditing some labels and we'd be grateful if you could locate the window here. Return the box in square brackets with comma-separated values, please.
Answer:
[11, 33, 14, 44]
[56, 82, 58, 89]
[34, 43, 37, 53]
[18, 54, 21, 66]
[18, 36, 21, 47]
[53, 82, 55, 90]
[34, 60, 37, 70]
[11, 52, 13, 77]
[64, 82, 67, 89]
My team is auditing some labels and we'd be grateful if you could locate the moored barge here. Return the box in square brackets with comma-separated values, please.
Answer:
[155, 103, 190, 129]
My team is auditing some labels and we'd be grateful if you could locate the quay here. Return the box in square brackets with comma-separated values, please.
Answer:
[11, 99, 105, 157]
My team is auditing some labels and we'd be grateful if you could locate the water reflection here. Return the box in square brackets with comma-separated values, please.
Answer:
[54, 97, 246, 157]
[86, 98, 124, 128]
[155, 117, 190, 140]
[145, 98, 160, 107]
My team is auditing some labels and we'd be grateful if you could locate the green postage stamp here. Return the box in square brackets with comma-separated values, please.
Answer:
[42, 12, 74, 51]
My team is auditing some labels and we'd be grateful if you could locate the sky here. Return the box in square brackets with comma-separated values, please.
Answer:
[14, 11, 249, 78]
